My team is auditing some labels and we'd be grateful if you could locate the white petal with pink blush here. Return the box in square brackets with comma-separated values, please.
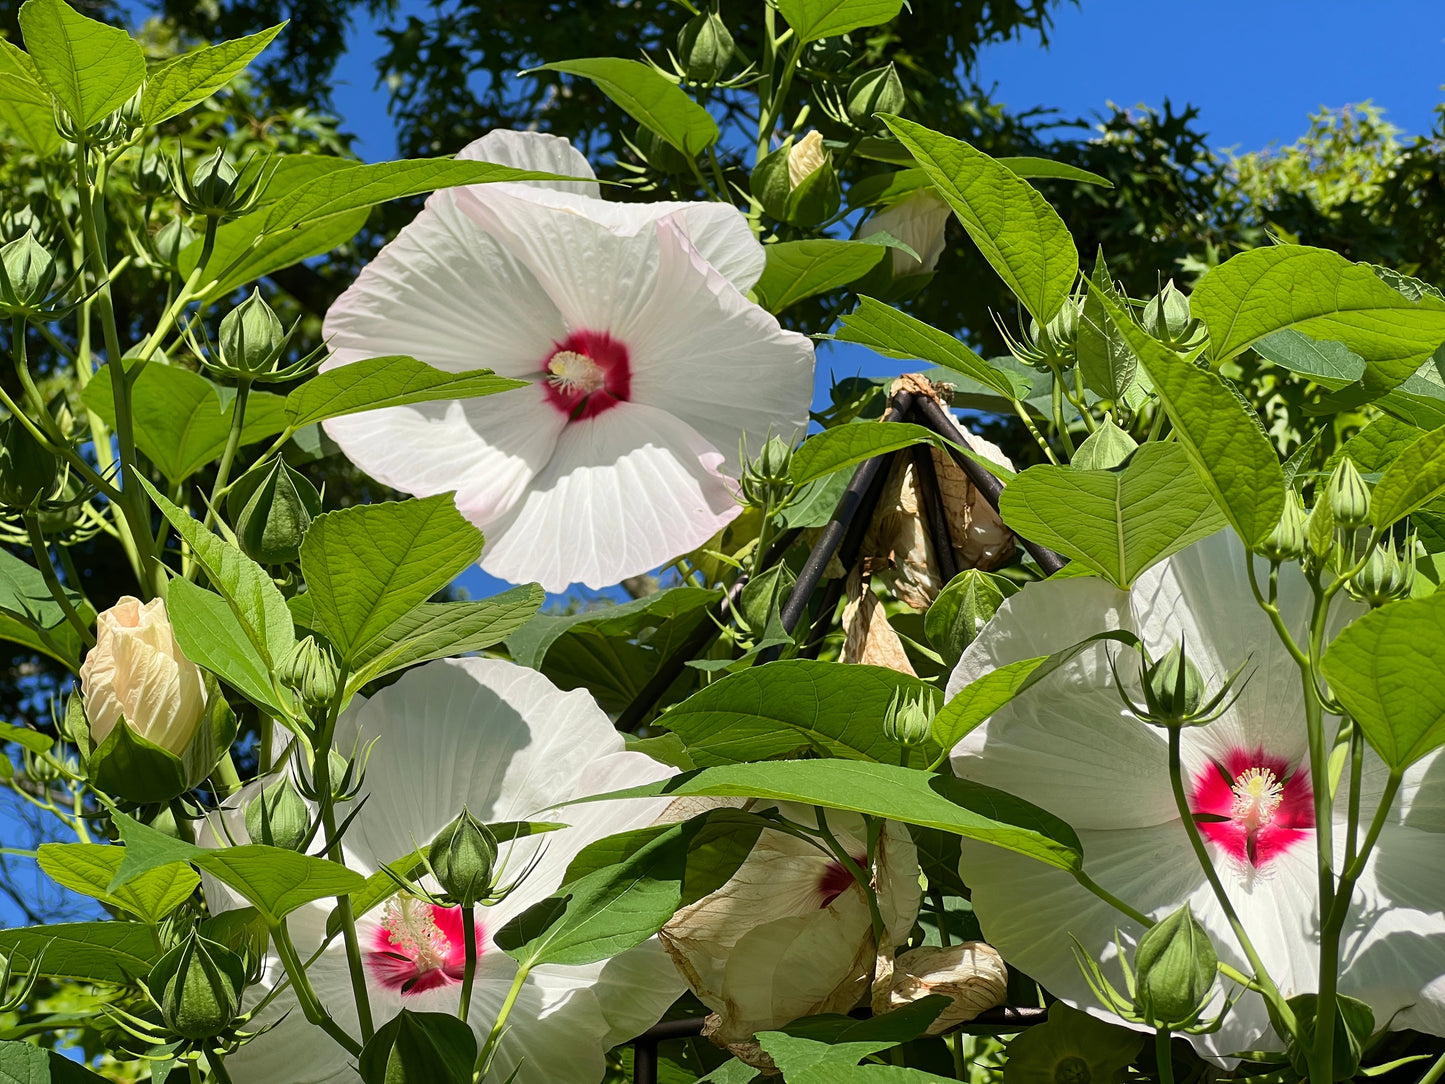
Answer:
[946, 529, 1445, 1061]
[321, 129, 814, 591]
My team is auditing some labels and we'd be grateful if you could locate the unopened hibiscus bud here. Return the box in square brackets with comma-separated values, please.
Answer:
[358, 1009, 476, 1084]
[0, 232, 59, 318]
[677, 5, 734, 84]
[1257, 493, 1307, 563]
[859, 189, 951, 277]
[1349, 542, 1415, 607]
[739, 435, 794, 510]
[245, 777, 311, 852]
[428, 807, 498, 907]
[80, 597, 209, 755]
[0, 414, 59, 509]
[153, 218, 197, 269]
[1133, 904, 1217, 1028]
[888, 942, 1008, 1034]
[278, 636, 339, 717]
[788, 130, 827, 188]
[1139, 642, 1205, 726]
[177, 149, 265, 220]
[883, 687, 934, 748]
[737, 562, 794, 638]
[846, 64, 905, 130]
[147, 931, 246, 1041]
[218, 289, 287, 378]
[1142, 280, 1204, 348]
[226, 456, 321, 564]
[1027, 297, 1082, 366]
[131, 144, 172, 200]
[1326, 457, 1372, 529]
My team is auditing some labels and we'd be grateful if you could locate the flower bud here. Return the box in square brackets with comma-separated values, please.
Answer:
[218, 289, 286, 378]
[278, 636, 339, 717]
[80, 597, 209, 756]
[1142, 280, 1204, 348]
[1257, 493, 1308, 562]
[859, 189, 951, 277]
[0, 414, 59, 509]
[739, 435, 794, 510]
[132, 145, 172, 200]
[147, 932, 246, 1041]
[1326, 457, 1372, 529]
[788, 130, 826, 189]
[185, 149, 243, 217]
[153, 218, 197, 269]
[1139, 642, 1204, 726]
[888, 942, 1008, 1034]
[428, 807, 498, 907]
[1350, 543, 1415, 606]
[1133, 904, 1217, 1028]
[676, 5, 734, 84]
[226, 456, 321, 564]
[846, 64, 905, 130]
[244, 776, 311, 852]
[882, 687, 934, 748]
[358, 1009, 476, 1084]
[0, 232, 58, 318]
[737, 562, 794, 638]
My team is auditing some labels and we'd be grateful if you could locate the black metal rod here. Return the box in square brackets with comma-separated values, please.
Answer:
[909, 441, 960, 585]
[907, 395, 1067, 576]
[633, 1037, 658, 1084]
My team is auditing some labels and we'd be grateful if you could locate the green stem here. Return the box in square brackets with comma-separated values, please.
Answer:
[1154, 1028, 1174, 1084]
[1071, 868, 1152, 928]
[132, 217, 219, 368]
[459, 906, 478, 1023]
[23, 514, 94, 648]
[1011, 400, 1059, 465]
[476, 963, 530, 1076]
[1416, 1049, 1445, 1084]
[211, 752, 243, 799]
[203, 1049, 236, 1084]
[815, 808, 887, 949]
[757, 38, 803, 158]
[203, 377, 251, 530]
[187, 1057, 202, 1084]
[1166, 726, 1296, 1036]
[1342, 722, 1364, 874]
[270, 921, 363, 1056]
[1302, 579, 1338, 1084]
[1050, 370, 1077, 457]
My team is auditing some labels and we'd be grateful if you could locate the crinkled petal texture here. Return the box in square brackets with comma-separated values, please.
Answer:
[661, 803, 920, 1045]
[322, 129, 813, 591]
[947, 530, 1445, 1060]
[210, 658, 685, 1084]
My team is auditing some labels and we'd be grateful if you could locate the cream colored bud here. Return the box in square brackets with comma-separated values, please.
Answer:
[788, 130, 826, 188]
[860, 190, 952, 276]
[889, 942, 1008, 1034]
[79, 596, 208, 755]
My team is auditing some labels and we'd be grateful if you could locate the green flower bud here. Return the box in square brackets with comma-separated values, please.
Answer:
[189, 150, 241, 215]
[0, 414, 59, 509]
[428, 807, 499, 907]
[676, 5, 734, 84]
[1326, 457, 1372, 529]
[737, 562, 795, 638]
[147, 932, 246, 1041]
[751, 143, 794, 221]
[278, 636, 339, 717]
[634, 125, 692, 176]
[218, 289, 287, 378]
[1257, 493, 1308, 562]
[1133, 904, 1217, 1028]
[244, 776, 311, 851]
[132, 145, 172, 200]
[1140, 642, 1204, 725]
[1142, 281, 1203, 348]
[1350, 543, 1414, 607]
[739, 435, 794, 510]
[883, 687, 935, 748]
[0, 232, 58, 317]
[154, 218, 197, 270]
[801, 34, 854, 75]
[751, 134, 840, 226]
[358, 1009, 476, 1084]
[846, 64, 905, 130]
[226, 456, 321, 564]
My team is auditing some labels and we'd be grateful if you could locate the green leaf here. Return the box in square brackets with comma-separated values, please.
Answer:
[165, 577, 285, 713]
[1321, 592, 1445, 768]
[540, 58, 718, 156]
[299, 495, 483, 664]
[660, 659, 944, 766]
[776, 0, 904, 41]
[994, 157, 1113, 187]
[924, 569, 1011, 667]
[836, 297, 1029, 400]
[753, 239, 890, 313]
[0, 722, 52, 754]
[0, 85, 62, 156]
[880, 114, 1077, 324]
[348, 586, 545, 687]
[508, 587, 717, 669]
[791, 422, 967, 486]
[36, 843, 199, 923]
[0, 921, 161, 983]
[285, 355, 528, 429]
[1070, 414, 1139, 471]
[1077, 249, 1137, 401]
[999, 443, 1225, 588]
[139, 23, 284, 124]
[109, 811, 205, 891]
[576, 758, 1082, 871]
[196, 846, 366, 924]
[17, 0, 144, 126]
[190, 206, 370, 304]
[1088, 283, 1286, 546]
[0, 547, 90, 667]
[1325, 416, 1421, 478]
[82, 364, 289, 483]
[0, 1039, 114, 1082]
[1371, 425, 1445, 528]
[1194, 246, 1445, 396]
[140, 478, 295, 672]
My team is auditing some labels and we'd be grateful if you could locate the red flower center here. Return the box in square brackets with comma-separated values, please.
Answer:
[1189, 747, 1314, 868]
[366, 898, 484, 996]
[540, 330, 630, 421]
[818, 857, 864, 909]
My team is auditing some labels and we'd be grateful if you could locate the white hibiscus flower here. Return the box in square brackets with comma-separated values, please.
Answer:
[321, 130, 815, 591]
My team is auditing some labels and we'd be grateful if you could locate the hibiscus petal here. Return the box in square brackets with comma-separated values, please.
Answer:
[456, 128, 600, 198]
[477, 400, 740, 591]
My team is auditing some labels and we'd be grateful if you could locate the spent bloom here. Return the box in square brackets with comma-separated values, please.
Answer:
[946, 530, 1445, 1058]
[204, 658, 684, 1084]
[79, 596, 208, 755]
[322, 130, 814, 591]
